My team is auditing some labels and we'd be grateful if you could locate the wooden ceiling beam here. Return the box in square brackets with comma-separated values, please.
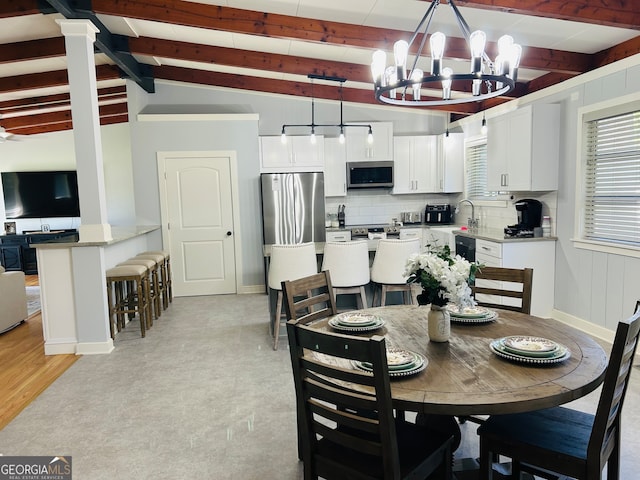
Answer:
[0, 0, 41, 18]
[593, 35, 640, 69]
[455, 0, 640, 30]
[0, 85, 126, 112]
[0, 64, 121, 94]
[1, 102, 127, 130]
[93, 0, 590, 75]
[0, 37, 65, 63]
[9, 113, 128, 135]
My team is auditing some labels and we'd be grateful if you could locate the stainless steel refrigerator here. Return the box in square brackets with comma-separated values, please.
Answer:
[260, 172, 326, 244]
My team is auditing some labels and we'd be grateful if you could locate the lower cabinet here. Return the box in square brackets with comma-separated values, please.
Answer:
[475, 238, 556, 318]
[0, 231, 78, 274]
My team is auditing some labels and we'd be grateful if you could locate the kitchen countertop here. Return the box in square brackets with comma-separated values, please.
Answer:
[30, 225, 161, 248]
[325, 224, 458, 232]
[452, 227, 557, 243]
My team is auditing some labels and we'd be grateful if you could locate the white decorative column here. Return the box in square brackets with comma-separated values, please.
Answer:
[47, 19, 113, 354]
[57, 19, 112, 242]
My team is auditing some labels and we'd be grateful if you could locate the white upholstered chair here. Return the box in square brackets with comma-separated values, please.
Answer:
[370, 238, 420, 306]
[321, 240, 370, 310]
[267, 243, 317, 350]
[0, 265, 28, 334]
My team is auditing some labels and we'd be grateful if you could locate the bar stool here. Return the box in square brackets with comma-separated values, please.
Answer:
[118, 257, 161, 321]
[137, 251, 172, 309]
[105, 264, 151, 338]
[268, 243, 317, 350]
[370, 238, 420, 306]
[321, 240, 370, 310]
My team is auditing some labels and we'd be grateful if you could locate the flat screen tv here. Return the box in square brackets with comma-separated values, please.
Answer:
[1, 171, 80, 219]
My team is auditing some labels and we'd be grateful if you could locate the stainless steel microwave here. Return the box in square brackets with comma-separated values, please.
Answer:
[346, 161, 394, 189]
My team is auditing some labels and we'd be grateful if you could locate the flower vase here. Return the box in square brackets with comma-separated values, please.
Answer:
[428, 304, 450, 342]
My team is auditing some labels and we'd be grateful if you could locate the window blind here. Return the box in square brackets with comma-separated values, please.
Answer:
[584, 111, 640, 246]
[465, 140, 496, 198]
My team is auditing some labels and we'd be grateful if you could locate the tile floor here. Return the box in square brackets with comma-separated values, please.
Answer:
[0, 293, 639, 479]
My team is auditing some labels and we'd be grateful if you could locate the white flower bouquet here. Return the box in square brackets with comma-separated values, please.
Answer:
[404, 243, 482, 307]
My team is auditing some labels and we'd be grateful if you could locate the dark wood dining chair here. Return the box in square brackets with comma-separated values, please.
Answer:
[281, 271, 338, 326]
[286, 320, 454, 480]
[477, 307, 640, 480]
[472, 266, 534, 314]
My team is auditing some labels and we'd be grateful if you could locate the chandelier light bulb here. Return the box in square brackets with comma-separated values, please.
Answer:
[339, 127, 345, 144]
[509, 43, 523, 79]
[367, 127, 374, 144]
[371, 50, 387, 84]
[385, 66, 398, 98]
[472, 78, 482, 96]
[481, 115, 488, 135]
[469, 30, 486, 74]
[429, 32, 446, 75]
[281, 132, 287, 144]
[310, 128, 316, 144]
[497, 35, 514, 56]
[411, 68, 424, 100]
[442, 67, 453, 100]
[393, 40, 409, 80]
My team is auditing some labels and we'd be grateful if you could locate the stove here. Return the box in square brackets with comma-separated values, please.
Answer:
[350, 225, 401, 239]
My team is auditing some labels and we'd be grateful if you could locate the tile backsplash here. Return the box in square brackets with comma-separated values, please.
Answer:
[325, 190, 558, 235]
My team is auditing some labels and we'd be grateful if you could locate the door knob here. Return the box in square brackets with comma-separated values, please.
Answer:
[227, 231, 232, 236]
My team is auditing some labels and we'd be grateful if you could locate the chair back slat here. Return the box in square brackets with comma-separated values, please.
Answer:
[472, 266, 533, 314]
[287, 322, 401, 479]
[588, 309, 640, 463]
[282, 271, 338, 325]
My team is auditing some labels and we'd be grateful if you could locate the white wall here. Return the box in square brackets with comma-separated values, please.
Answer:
[0, 123, 136, 233]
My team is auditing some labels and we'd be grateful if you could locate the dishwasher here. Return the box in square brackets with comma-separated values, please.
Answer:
[455, 235, 476, 262]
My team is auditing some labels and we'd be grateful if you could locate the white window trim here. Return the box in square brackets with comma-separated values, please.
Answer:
[574, 90, 640, 258]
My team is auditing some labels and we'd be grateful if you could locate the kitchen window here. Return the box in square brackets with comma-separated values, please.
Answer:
[576, 94, 640, 256]
[465, 136, 507, 200]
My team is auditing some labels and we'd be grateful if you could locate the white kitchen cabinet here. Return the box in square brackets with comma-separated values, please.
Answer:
[324, 137, 347, 197]
[392, 136, 438, 194]
[345, 122, 393, 162]
[437, 132, 464, 193]
[475, 238, 556, 318]
[486, 104, 560, 191]
[400, 228, 424, 250]
[326, 230, 351, 242]
[260, 135, 324, 172]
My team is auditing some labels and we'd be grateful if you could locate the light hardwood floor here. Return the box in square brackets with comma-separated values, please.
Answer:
[0, 275, 78, 430]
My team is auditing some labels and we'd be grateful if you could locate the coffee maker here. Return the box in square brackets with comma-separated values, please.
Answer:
[504, 199, 543, 238]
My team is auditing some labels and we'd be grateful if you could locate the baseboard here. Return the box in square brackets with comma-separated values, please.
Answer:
[237, 284, 266, 295]
[44, 339, 78, 355]
[551, 309, 615, 345]
[76, 340, 115, 355]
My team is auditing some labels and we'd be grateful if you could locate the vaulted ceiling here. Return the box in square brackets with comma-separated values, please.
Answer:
[1, 0, 639, 138]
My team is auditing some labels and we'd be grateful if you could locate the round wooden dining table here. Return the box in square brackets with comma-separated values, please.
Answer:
[312, 305, 608, 417]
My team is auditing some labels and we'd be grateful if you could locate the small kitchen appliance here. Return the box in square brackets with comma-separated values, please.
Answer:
[424, 204, 453, 224]
[401, 211, 423, 224]
[504, 199, 543, 238]
[337, 205, 345, 228]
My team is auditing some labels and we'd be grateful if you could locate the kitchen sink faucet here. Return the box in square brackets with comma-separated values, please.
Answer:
[456, 199, 478, 231]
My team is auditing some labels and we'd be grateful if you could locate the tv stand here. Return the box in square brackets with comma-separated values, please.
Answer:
[0, 230, 78, 274]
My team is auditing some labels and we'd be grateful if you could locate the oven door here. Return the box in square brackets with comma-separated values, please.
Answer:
[455, 235, 476, 262]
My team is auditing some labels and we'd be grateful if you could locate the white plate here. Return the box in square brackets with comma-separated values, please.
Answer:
[333, 312, 380, 326]
[328, 316, 385, 332]
[502, 335, 558, 354]
[446, 304, 493, 319]
[450, 311, 498, 324]
[353, 351, 427, 377]
[490, 339, 571, 365]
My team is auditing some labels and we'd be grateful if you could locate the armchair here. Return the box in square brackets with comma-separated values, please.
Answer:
[0, 266, 28, 333]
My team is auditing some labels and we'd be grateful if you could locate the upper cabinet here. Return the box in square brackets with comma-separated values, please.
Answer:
[324, 137, 347, 197]
[345, 122, 393, 162]
[393, 135, 438, 194]
[437, 132, 464, 193]
[392, 133, 464, 195]
[487, 104, 560, 191]
[260, 135, 325, 172]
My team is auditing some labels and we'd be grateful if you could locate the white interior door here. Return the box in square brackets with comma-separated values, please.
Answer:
[161, 153, 236, 296]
